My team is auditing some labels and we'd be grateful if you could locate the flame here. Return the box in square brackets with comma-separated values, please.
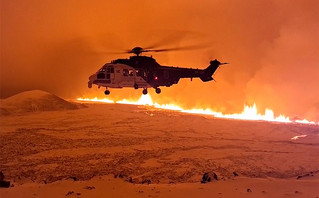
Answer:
[76, 97, 114, 103]
[117, 94, 154, 106]
[77, 95, 318, 125]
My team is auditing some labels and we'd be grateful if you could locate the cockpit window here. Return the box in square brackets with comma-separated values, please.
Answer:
[99, 67, 106, 72]
[107, 66, 114, 73]
[97, 73, 105, 79]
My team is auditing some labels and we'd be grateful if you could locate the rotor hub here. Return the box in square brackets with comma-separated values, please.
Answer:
[129, 47, 146, 56]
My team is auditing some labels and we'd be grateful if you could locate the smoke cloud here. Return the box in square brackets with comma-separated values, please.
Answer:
[1, 0, 318, 120]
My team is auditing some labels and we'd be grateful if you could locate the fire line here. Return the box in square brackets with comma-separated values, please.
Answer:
[77, 95, 318, 125]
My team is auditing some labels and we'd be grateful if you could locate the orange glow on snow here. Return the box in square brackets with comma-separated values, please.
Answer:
[291, 135, 307, 140]
[77, 95, 318, 125]
[295, 119, 316, 125]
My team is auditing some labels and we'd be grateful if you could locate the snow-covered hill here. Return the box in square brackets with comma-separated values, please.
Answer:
[0, 90, 83, 115]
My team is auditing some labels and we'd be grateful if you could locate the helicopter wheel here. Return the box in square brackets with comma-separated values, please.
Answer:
[142, 88, 148, 95]
[134, 84, 139, 89]
[155, 87, 161, 94]
[104, 90, 110, 95]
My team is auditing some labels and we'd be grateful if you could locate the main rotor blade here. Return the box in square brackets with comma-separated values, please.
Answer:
[93, 51, 128, 55]
[144, 30, 200, 49]
[147, 44, 207, 52]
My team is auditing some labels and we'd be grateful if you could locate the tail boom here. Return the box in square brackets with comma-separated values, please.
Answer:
[200, 59, 226, 82]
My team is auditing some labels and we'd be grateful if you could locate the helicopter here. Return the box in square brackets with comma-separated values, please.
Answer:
[88, 46, 227, 95]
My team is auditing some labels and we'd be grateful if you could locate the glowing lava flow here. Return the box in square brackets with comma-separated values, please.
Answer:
[77, 95, 318, 125]
[76, 97, 114, 103]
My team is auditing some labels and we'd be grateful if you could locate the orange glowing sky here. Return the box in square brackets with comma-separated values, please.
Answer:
[1, 0, 319, 120]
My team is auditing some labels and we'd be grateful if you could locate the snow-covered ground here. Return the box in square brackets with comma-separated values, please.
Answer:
[0, 91, 318, 197]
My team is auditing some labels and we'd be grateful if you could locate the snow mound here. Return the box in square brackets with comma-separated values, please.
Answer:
[0, 90, 82, 115]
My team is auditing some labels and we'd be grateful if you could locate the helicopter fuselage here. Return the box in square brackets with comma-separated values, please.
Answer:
[88, 55, 224, 95]
[89, 63, 153, 89]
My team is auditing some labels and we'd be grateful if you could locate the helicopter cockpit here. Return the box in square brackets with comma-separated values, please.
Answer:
[99, 66, 106, 72]
[96, 64, 115, 80]
[97, 66, 106, 79]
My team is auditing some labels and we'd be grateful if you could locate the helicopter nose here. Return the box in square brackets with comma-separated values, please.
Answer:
[88, 80, 93, 88]
[88, 74, 95, 88]
[89, 74, 95, 81]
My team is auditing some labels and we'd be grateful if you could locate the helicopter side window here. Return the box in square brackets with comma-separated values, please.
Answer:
[136, 69, 144, 77]
[129, 69, 134, 76]
[123, 69, 129, 76]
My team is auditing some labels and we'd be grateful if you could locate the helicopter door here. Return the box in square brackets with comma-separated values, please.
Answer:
[106, 66, 115, 82]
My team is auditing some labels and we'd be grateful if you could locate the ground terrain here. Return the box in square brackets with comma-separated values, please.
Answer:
[0, 91, 318, 197]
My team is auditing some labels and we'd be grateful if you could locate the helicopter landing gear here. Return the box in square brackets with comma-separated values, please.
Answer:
[134, 83, 139, 89]
[155, 87, 161, 94]
[142, 88, 148, 95]
[104, 90, 110, 95]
